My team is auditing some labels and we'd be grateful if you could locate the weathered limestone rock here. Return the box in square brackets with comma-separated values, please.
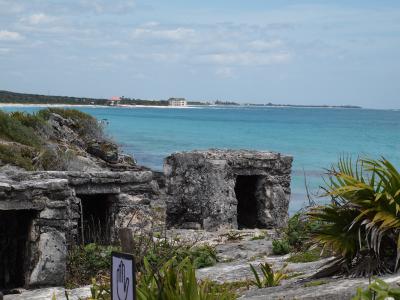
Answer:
[29, 231, 67, 287]
[164, 150, 293, 231]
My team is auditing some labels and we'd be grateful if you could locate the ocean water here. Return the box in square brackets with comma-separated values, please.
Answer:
[2, 105, 400, 214]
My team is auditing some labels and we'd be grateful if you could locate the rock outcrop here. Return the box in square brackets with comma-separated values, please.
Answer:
[164, 149, 293, 231]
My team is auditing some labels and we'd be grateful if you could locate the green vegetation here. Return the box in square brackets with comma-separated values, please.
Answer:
[0, 90, 170, 106]
[272, 239, 290, 255]
[0, 110, 42, 147]
[286, 248, 321, 263]
[250, 234, 266, 240]
[66, 243, 120, 288]
[137, 257, 236, 300]
[72, 257, 236, 300]
[272, 211, 321, 259]
[0, 144, 36, 170]
[250, 262, 287, 288]
[352, 279, 400, 300]
[0, 108, 106, 170]
[309, 157, 400, 277]
[303, 280, 328, 287]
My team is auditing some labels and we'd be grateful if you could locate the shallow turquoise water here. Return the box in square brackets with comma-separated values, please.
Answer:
[3, 106, 400, 213]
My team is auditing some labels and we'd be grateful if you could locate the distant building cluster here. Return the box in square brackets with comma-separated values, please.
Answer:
[168, 98, 187, 106]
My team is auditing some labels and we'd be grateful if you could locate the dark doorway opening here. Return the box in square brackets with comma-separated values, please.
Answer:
[0, 210, 36, 291]
[77, 194, 113, 245]
[235, 175, 260, 229]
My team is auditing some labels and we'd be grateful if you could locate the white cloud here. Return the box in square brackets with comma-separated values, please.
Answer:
[79, 0, 136, 14]
[0, 30, 23, 41]
[202, 52, 292, 66]
[132, 26, 195, 41]
[21, 13, 56, 25]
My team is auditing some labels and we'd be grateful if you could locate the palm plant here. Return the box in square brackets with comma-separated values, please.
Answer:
[309, 157, 400, 277]
[250, 262, 287, 288]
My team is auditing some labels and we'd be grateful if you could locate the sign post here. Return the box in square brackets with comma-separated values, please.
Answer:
[111, 252, 135, 300]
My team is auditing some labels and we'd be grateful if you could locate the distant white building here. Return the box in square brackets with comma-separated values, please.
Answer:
[107, 96, 121, 106]
[168, 98, 187, 106]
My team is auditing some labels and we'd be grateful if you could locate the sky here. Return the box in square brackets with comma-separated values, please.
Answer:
[0, 1, 399, 108]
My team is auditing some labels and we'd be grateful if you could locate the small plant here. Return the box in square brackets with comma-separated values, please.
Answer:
[272, 239, 290, 255]
[352, 279, 400, 300]
[250, 262, 287, 288]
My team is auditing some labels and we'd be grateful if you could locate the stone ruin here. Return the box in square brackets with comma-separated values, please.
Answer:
[164, 150, 293, 231]
[0, 170, 162, 291]
[0, 149, 292, 291]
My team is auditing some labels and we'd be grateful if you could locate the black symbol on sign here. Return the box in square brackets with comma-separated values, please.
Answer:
[116, 260, 130, 300]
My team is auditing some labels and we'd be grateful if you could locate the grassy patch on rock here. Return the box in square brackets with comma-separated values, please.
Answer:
[286, 248, 322, 263]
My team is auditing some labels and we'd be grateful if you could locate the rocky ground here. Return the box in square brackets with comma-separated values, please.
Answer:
[6, 229, 400, 300]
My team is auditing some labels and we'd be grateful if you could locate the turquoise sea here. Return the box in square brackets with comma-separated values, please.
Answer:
[2, 105, 400, 214]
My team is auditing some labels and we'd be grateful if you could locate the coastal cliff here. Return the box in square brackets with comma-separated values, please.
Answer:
[0, 108, 138, 172]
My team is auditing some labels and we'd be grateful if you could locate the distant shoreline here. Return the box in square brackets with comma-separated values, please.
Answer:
[0, 103, 365, 110]
[0, 103, 192, 109]
[0, 90, 363, 109]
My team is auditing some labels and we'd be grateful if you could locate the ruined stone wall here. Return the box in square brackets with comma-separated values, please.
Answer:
[0, 169, 162, 289]
[164, 150, 293, 231]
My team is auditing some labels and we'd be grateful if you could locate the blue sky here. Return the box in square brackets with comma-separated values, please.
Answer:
[0, 1, 399, 108]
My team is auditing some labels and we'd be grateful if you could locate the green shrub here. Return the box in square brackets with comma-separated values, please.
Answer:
[250, 262, 287, 288]
[0, 144, 35, 170]
[66, 243, 120, 288]
[10, 111, 47, 130]
[272, 239, 290, 255]
[352, 278, 400, 300]
[309, 157, 400, 277]
[0, 110, 42, 147]
[188, 245, 217, 269]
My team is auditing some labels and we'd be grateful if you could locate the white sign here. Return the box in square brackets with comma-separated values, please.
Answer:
[111, 252, 135, 300]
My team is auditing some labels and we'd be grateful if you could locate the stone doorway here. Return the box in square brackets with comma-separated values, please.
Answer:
[77, 195, 114, 245]
[0, 210, 36, 291]
[234, 175, 263, 229]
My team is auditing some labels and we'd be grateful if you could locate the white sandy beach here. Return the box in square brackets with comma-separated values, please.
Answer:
[0, 103, 194, 109]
